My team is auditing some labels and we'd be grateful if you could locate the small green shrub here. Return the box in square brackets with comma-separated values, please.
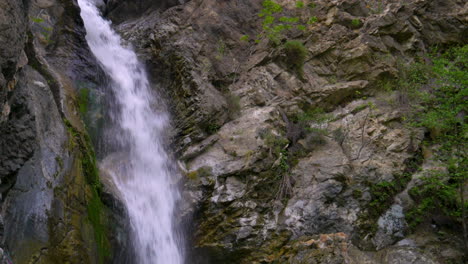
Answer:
[407, 170, 466, 229]
[31, 16, 45, 23]
[401, 45, 467, 241]
[307, 16, 318, 24]
[240, 35, 249, 42]
[352, 189, 363, 199]
[257, 0, 311, 45]
[31, 16, 54, 45]
[284, 40, 307, 77]
[262, 131, 289, 158]
[351, 18, 361, 27]
[259, 0, 283, 17]
[288, 107, 330, 150]
[206, 123, 220, 134]
[296, 25, 306, 31]
[295, 1, 305, 8]
[294, 107, 330, 124]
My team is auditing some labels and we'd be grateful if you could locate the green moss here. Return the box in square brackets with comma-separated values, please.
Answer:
[240, 35, 249, 42]
[308, 16, 318, 24]
[352, 189, 363, 199]
[351, 18, 361, 28]
[55, 156, 63, 171]
[351, 104, 368, 114]
[207, 123, 220, 134]
[406, 168, 467, 229]
[78, 88, 90, 115]
[186, 171, 199, 180]
[295, 1, 304, 8]
[87, 188, 110, 263]
[354, 152, 422, 249]
[63, 119, 110, 263]
[187, 166, 212, 180]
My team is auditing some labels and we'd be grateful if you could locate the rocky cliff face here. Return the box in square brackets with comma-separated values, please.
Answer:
[0, 0, 466, 263]
[0, 0, 131, 263]
[117, 0, 467, 263]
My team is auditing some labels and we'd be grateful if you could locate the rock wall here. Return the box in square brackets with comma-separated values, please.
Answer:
[119, 0, 467, 263]
[104, 0, 183, 24]
[0, 0, 132, 263]
[0, 0, 466, 263]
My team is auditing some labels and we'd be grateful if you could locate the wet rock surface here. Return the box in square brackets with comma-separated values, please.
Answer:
[0, 0, 466, 263]
[0, 0, 130, 262]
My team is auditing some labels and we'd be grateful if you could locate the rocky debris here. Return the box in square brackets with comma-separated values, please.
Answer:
[119, 0, 467, 262]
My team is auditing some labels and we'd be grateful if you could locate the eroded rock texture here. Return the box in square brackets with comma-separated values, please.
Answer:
[0, 0, 466, 263]
[118, 0, 467, 263]
[0, 0, 131, 263]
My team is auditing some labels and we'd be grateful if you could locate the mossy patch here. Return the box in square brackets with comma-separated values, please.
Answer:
[87, 188, 111, 263]
[78, 88, 90, 115]
[284, 40, 307, 78]
[63, 119, 110, 263]
[354, 152, 422, 249]
[186, 166, 213, 180]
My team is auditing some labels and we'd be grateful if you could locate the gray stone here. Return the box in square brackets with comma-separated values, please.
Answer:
[373, 204, 407, 250]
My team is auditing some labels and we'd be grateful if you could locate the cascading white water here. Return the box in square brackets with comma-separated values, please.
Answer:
[77, 1, 184, 263]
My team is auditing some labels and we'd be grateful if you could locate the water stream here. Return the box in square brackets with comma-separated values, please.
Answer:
[77, 0, 184, 263]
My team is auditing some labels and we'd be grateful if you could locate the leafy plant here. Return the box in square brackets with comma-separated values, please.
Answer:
[351, 18, 361, 28]
[31, 16, 44, 23]
[295, 107, 330, 124]
[257, 0, 311, 45]
[296, 25, 306, 31]
[307, 16, 318, 24]
[284, 40, 307, 77]
[262, 131, 289, 158]
[407, 170, 466, 228]
[30, 16, 54, 45]
[295, 1, 305, 8]
[240, 35, 249, 42]
[403, 45, 467, 245]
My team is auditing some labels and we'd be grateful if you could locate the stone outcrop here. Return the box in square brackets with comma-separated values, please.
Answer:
[0, 0, 131, 263]
[119, 0, 467, 263]
[0, 0, 466, 263]
[104, 0, 183, 24]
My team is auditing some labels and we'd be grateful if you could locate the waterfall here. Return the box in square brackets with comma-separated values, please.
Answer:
[77, 1, 184, 263]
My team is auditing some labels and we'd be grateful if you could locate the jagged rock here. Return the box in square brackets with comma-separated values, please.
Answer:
[105, 0, 182, 24]
[373, 204, 407, 250]
[1, 66, 66, 263]
[117, 0, 466, 262]
[0, 0, 131, 262]
[0, 0, 466, 263]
